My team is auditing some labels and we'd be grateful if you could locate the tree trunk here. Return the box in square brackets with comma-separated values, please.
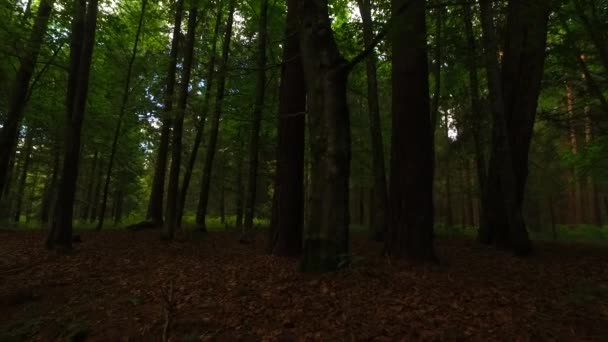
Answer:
[241, 0, 268, 242]
[164, 0, 199, 239]
[176, 3, 223, 225]
[0, 0, 55, 202]
[385, 0, 435, 261]
[566, 84, 582, 224]
[146, 0, 185, 226]
[356, 0, 388, 241]
[97, 0, 147, 231]
[478, 0, 549, 255]
[13, 128, 34, 223]
[47, 0, 99, 250]
[268, 0, 306, 257]
[80, 150, 98, 220]
[297, 0, 352, 272]
[234, 137, 245, 230]
[195, 0, 236, 232]
[463, 3, 487, 196]
[41, 138, 60, 224]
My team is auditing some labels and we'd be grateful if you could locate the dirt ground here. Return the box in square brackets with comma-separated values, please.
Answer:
[1, 229, 607, 341]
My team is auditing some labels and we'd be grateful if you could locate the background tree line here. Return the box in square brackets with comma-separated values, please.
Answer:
[0, 0, 606, 270]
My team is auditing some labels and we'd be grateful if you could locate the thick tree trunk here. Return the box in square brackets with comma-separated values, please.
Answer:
[13, 128, 34, 223]
[268, 0, 306, 257]
[479, 0, 549, 255]
[241, 0, 268, 242]
[297, 0, 352, 272]
[0, 0, 55, 201]
[97, 0, 147, 231]
[146, 0, 185, 226]
[356, 0, 388, 241]
[164, 1, 199, 239]
[47, 0, 99, 250]
[195, 0, 236, 232]
[386, 0, 435, 261]
[176, 3, 223, 225]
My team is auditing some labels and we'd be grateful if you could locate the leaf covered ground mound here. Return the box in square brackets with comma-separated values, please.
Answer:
[1, 230, 607, 341]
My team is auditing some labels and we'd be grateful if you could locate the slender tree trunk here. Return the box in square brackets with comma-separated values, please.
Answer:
[195, 0, 236, 232]
[566, 84, 582, 224]
[81, 150, 98, 220]
[444, 113, 453, 228]
[13, 128, 34, 223]
[146, 0, 185, 226]
[47, 0, 99, 250]
[355, 0, 389, 241]
[176, 3, 223, 225]
[463, 3, 487, 195]
[164, 1, 199, 238]
[386, 0, 435, 261]
[241, 0, 268, 242]
[268, 0, 306, 257]
[0, 0, 55, 201]
[584, 113, 602, 226]
[26, 165, 39, 223]
[114, 187, 124, 225]
[234, 137, 245, 230]
[89, 157, 103, 222]
[41, 138, 60, 224]
[97, 0, 147, 231]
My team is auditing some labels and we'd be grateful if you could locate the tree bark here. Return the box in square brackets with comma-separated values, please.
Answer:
[195, 0, 236, 232]
[164, 0, 199, 238]
[0, 0, 55, 202]
[146, 0, 185, 226]
[356, 0, 388, 241]
[297, 0, 352, 272]
[268, 0, 306, 257]
[478, 0, 549, 255]
[41, 137, 60, 224]
[47, 0, 99, 250]
[97, 0, 147, 231]
[241, 0, 269, 242]
[385, 0, 435, 261]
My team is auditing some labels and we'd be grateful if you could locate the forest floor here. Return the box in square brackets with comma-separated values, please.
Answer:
[1, 229, 608, 341]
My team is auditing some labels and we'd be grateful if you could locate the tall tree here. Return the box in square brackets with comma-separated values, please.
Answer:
[176, 1, 223, 226]
[195, 0, 236, 232]
[47, 0, 100, 249]
[385, 0, 435, 261]
[479, 0, 550, 255]
[164, 0, 199, 239]
[97, 0, 148, 230]
[0, 0, 55, 203]
[241, 0, 269, 242]
[146, 0, 185, 226]
[296, 0, 352, 271]
[268, 0, 306, 256]
[463, 3, 487, 201]
[357, 0, 388, 241]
